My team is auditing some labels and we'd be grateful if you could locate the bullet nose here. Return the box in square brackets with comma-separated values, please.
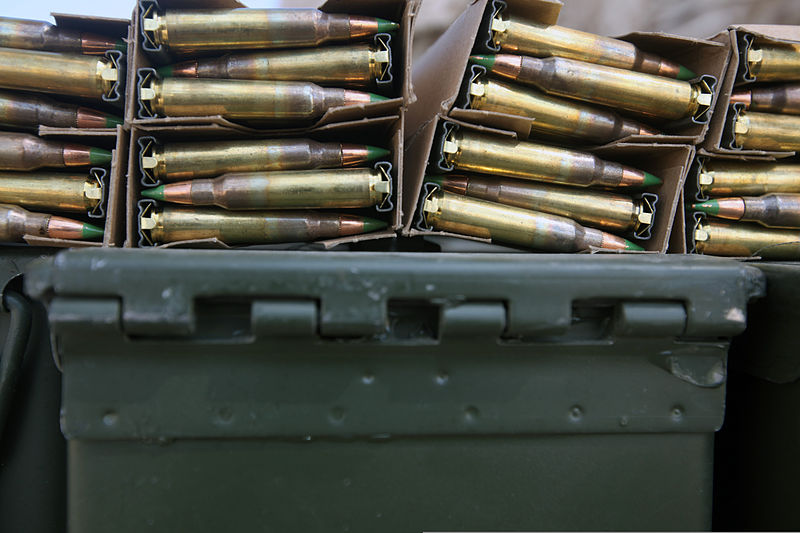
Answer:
[81, 222, 105, 240]
[366, 146, 391, 161]
[89, 147, 113, 166]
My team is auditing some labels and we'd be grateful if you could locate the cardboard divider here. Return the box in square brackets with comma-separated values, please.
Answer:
[11, 124, 129, 248]
[703, 25, 800, 157]
[125, 115, 402, 248]
[126, 0, 418, 130]
[405, 115, 690, 253]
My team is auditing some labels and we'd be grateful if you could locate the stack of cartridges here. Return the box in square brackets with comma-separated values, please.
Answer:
[414, 0, 715, 253]
[0, 16, 125, 244]
[689, 159, 800, 260]
[725, 34, 800, 152]
[137, 2, 400, 124]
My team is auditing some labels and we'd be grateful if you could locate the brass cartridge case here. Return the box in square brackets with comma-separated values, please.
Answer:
[490, 12, 684, 78]
[434, 174, 654, 235]
[167, 42, 391, 88]
[491, 54, 712, 121]
[0, 47, 118, 100]
[0, 16, 122, 55]
[698, 160, 800, 196]
[140, 138, 379, 182]
[139, 76, 377, 120]
[139, 204, 386, 245]
[0, 89, 122, 129]
[733, 111, 800, 151]
[0, 171, 103, 213]
[468, 76, 658, 143]
[149, 167, 392, 210]
[730, 84, 800, 115]
[441, 129, 659, 189]
[747, 44, 800, 82]
[142, 8, 396, 53]
[0, 203, 103, 241]
[694, 219, 800, 259]
[0, 132, 111, 170]
[422, 189, 640, 252]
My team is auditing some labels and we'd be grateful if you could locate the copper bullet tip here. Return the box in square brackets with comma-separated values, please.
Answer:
[439, 174, 469, 195]
[340, 144, 369, 166]
[80, 33, 122, 55]
[343, 90, 374, 106]
[348, 16, 398, 40]
[162, 60, 198, 78]
[75, 107, 121, 129]
[729, 91, 752, 108]
[161, 182, 193, 205]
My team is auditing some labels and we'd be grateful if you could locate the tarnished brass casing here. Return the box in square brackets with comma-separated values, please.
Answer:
[0, 203, 91, 241]
[0, 171, 103, 213]
[747, 45, 800, 82]
[698, 160, 800, 196]
[695, 218, 800, 259]
[0, 47, 117, 99]
[733, 111, 800, 151]
[0, 89, 120, 129]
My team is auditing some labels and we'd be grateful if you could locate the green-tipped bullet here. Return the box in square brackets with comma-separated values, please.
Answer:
[81, 222, 105, 240]
[115, 39, 128, 53]
[692, 199, 720, 216]
[677, 65, 697, 81]
[470, 55, 496, 70]
[366, 146, 391, 161]
[89, 147, 113, 166]
[376, 18, 400, 33]
[369, 92, 389, 103]
[156, 64, 174, 78]
[624, 240, 644, 251]
[424, 175, 446, 188]
[643, 172, 663, 188]
[104, 114, 123, 128]
[362, 217, 388, 233]
[141, 186, 164, 201]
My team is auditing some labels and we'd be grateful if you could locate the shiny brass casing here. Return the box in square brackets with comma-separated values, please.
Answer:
[698, 160, 800, 196]
[0, 170, 103, 214]
[695, 218, 800, 259]
[734, 111, 800, 151]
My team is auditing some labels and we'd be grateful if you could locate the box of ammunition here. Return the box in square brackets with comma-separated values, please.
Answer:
[406, 116, 691, 253]
[127, 0, 419, 130]
[406, 0, 728, 164]
[703, 25, 800, 157]
[125, 115, 401, 248]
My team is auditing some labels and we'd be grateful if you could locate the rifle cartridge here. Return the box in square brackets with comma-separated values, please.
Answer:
[0, 16, 124, 55]
[0, 170, 104, 214]
[467, 75, 658, 143]
[489, 12, 689, 78]
[694, 218, 800, 259]
[0, 89, 122, 129]
[730, 84, 800, 115]
[421, 188, 642, 252]
[139, 76, 383, 120]
[697, 160, 800, 196]
[139, 137, 388, 183]
[141, 8, 398, 53]
[430, 174, 654, 236]
[693, 193, 800, 229]
[440, 129, 661, 189]
[0, 47, 119, 100]
[0, 132, 111, 170]
[139, 204, 387, 245]
[164, 42, 392, 88]
[733, 111, 800, 151]
[0, 203, 103, 242]
[143, 167, 392, 210]
[746, 44, 800, 82]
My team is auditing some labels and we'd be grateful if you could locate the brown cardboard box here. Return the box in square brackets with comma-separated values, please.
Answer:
[126, 0, 419, 130]
[10, 125, 129, 248]
[702, 25, 800, 157]
[125, 115, 402, 248]
[407, 116, 692, 253]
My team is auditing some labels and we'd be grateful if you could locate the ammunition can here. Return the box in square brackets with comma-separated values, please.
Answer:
[0, 47, 119, 100]
[0, 169, 104, 215]
[698, 160, 800, 196]
[694, 218, 800, 259]
[733, 111, 800, 151]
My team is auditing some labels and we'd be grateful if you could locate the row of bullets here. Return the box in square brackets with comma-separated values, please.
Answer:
[417, 6, 688, 252]
[0, 16, 126, 243]
[137, 6, 400, 122]
[691, 160, 800, 260]
[419, 125, 661, 252]
[136, 137, 393, 246]
[460, 3, 716, 146]
[726, 37, 800, 152]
